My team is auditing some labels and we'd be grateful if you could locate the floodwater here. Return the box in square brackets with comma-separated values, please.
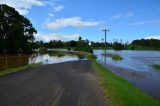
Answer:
[0, 52, 85, 70]
[94, 50, 160, 100]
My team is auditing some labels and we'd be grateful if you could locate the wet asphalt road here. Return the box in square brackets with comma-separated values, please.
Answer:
[0, 60, 105, 106]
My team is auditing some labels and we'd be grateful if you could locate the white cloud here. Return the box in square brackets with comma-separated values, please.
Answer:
[35, 33, 80, 42]
[145, 35, 160, 40]
[48, 5, 64, 17]
[111, 12, 134, 20]
[131, 19, 160, 26]
[130, 21, 147, 26]
[125, 12, 134, 17]
[45, 17, 99, 29]
[53, 5, 64, 12]
[111, 14, 122, 20]
[48, 13, 55, 17]
[16, 9, 29, 15]
[0, 0, 44, 15]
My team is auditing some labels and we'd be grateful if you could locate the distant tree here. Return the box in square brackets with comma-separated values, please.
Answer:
[75, 37, 93, 53]
[68, 40, 77, 47]
[112, 39, 124, 50]
[0, 4, 37, 53]
[131, 39, 160, 48]
[78, 37, 82, 41]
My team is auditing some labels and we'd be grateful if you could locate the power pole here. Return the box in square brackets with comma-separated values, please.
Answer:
[102, 29, 110, 49]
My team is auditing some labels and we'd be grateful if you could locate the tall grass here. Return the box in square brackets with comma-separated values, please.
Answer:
[102, 53, 123, 60]
[73, 51, 97, 60]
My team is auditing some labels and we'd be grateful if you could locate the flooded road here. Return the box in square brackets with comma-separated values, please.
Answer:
[94, 50, 160, 100]
[0, 52, 85, 70]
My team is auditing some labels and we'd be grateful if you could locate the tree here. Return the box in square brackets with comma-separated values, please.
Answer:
[78, 37, 82, 41]
[0, 4, 37, 53]
[75, 37, 93, 53]
[131, 39, 160, 49]
[112, 39, 124, 50]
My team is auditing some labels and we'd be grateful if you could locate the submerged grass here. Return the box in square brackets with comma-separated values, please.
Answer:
[48, 50, 66, 57]
[102, 53, 123, 60]
[92, 60, 160, 106]
[0, 63, 42, 76]
[152, 64, 160, 71]
[73, 51, 97, 60]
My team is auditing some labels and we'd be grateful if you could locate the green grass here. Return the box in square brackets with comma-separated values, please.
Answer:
[73, 51, 97, 60]
[152, 64, 160, 71]
[0, 63, 42, 76]
[48, 50, 66, 57]
[92, 60, 160, 106]
[102, 53, 123, 60]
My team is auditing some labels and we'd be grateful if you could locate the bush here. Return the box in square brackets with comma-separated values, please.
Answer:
[38, 47, 48, 53]
[102, 53, 123, 60]
[74, 46, 93, 53]
[67, 48, 71, 51]
[113, 42, 124, 50]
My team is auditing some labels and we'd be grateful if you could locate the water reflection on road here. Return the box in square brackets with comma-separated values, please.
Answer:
[29, 53, 81, 64]
[0, 52, 85, 70]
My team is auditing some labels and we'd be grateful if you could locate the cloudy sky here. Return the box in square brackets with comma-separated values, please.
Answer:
[0, 0, 160, 42]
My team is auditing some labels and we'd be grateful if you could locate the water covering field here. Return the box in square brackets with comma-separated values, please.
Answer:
[94, 50, 160, 99]
[94, 50, 160, 72]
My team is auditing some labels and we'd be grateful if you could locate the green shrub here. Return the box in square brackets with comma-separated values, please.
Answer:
[152, 64, 160, 71]
[102, 53, 123, 60]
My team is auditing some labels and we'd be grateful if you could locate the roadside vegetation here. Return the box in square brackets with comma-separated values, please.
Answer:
[92, 60, 160, 106]
[73, 51, 96, 60]
[152, 64, 160, 71]
[102, 53, 123, 60]
[0, 63, 42, 76]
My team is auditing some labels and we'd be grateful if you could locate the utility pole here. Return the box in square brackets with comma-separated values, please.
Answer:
[102, 29, 110, 49]
[102, 29, 109, 63]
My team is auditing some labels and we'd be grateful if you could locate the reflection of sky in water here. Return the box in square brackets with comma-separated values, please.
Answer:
[29, 54, 80, 64]
[94, 50, 160, 72]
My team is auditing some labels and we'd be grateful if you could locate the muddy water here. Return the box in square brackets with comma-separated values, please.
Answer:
[0, 53, 85, 70]
[94, 50, 160, 100]
[0, 54, 30, 70]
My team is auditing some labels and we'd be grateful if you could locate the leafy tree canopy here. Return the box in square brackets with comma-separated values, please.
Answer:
[0, 4, 37, 53]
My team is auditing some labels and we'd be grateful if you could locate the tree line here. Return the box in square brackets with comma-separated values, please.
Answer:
[131, 39, 160, 49]
[35, 38, 160, 51]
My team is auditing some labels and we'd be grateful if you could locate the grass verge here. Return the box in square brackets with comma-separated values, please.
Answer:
[102, 53, 123, 60]
[92, 60, 160, 106]
[0, 63, 42, 76]
[152, 64, 160, 71]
